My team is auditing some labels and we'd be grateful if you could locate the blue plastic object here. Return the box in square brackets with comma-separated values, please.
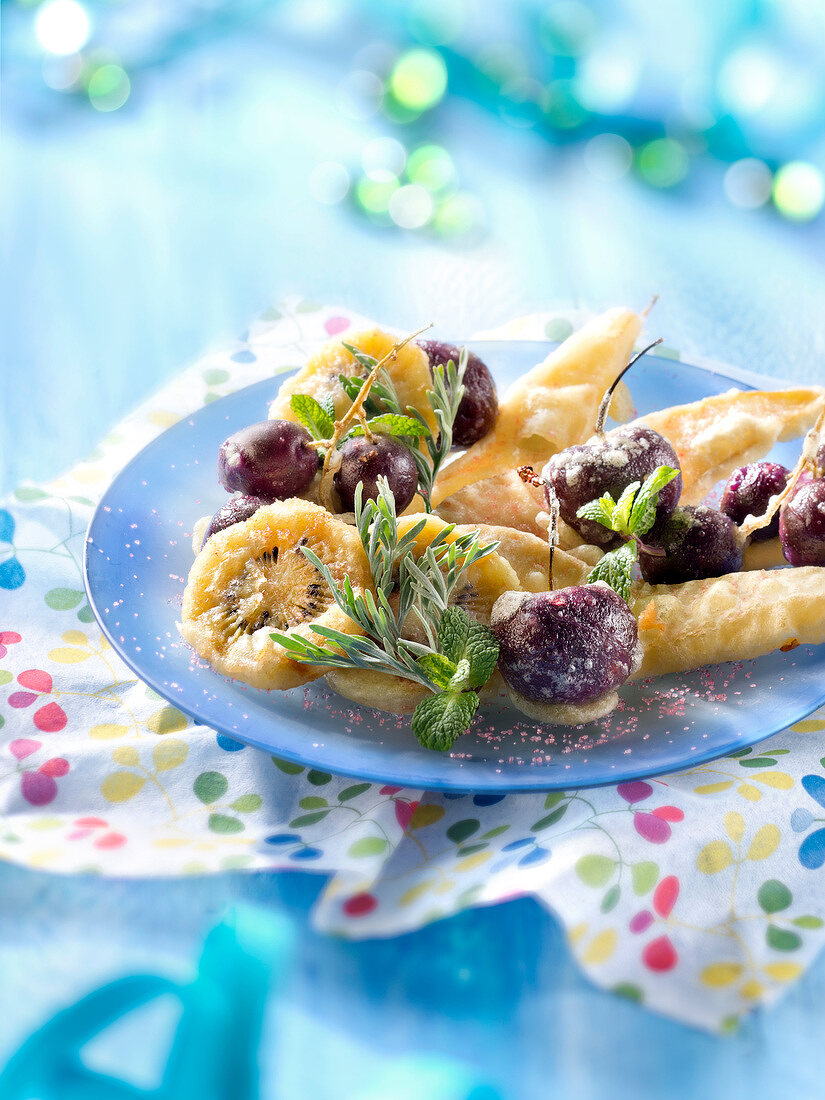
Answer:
[0, 906, 498, 1100]
[84, 343, 825, 792]
[0, 907, 292, 1100]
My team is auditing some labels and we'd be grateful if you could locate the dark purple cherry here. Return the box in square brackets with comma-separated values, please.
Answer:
[543, 425, 683, 548]
[218, 420, 318, 499]
[780, 479, 825, 566]
[720, 461, 789, 542]
[333, 434, 418, 513]
[638, 505, 745, 584]
[201, 495, 271, 548]
[541, 338, 679, 548]
[491, 583, 639, 708]
[418, 339, 498, 448]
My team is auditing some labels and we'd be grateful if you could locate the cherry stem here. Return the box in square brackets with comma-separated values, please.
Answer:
[545, 485, 559, 590]
[740, 400, 825, 538]
[594, 338, 664, 437]
[641, 294, 659, 318]
[517, 464, 547, 489]
[634, 535, 665, 558]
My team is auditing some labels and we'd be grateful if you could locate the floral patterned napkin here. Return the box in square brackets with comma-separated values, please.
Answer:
[2, 298, 825, 1032]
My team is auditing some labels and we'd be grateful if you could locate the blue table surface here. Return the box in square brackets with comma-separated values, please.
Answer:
[3, 30, 825, 1100]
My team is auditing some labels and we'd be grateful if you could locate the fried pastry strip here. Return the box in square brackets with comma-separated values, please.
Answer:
[631, 567, 825, 678]
[638, 387, 825, 504]
[436, 469, 547, 535]
[430, 308, 642, 506]
[450, 522, 591, 593]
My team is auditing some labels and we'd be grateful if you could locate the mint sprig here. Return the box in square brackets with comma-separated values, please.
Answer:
[410, 606, 499, 748]
[576, 464, 679, 602]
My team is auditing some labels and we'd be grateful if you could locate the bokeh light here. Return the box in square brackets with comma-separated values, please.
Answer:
[337, 70, 383, 122]
[636, 138, 690, 188]
[388, 48, 447, 113]
[718, 45, 779, 117]
[87, 63, 130, 112]
[42, 53, 83, 91]
[309, 162, 350, 205]
[723, 158, 773, 209]
[408, 0, 464, 46]
[576, 37, 641, 113]
[431, 192, 484, 237]
[539, 1, 598, 58]
[541, 79, 588, 130]
[773, 161, 825, 221]
[584, 134, 633, 182]
[406, 145, 456, 193]
[388, 184, 433, 229]
[499, 77, 543, 129]
[362, 137, 407, 181]
[34, 0, 91, 56]
[355, 176, 400, 223]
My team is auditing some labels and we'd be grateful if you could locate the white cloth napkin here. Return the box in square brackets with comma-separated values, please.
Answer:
[2, 297, 824, 1032]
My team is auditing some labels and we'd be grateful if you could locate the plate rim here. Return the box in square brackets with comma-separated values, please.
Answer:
[83, 342, 825, 792]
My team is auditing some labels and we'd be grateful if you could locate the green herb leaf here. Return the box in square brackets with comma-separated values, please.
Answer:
[434, 607, 498, 690]
[437, 605, 470, 665]
[347, 413, 430, 440]
[612, 480, 641, 536]
[586, 542, 638, 604]
[577, 495, 616, 530]
[321, 393, 336, 420]
[627, 465, 680, 536]
[411, 690, 479, 752]
[290, 394, 334, 439]
[463, 623, 500, 689]
[577, 465, 679, 541]
[342, 342, 378, 374]
[417, 652, 458, 689]
[338, 373, 365, 404]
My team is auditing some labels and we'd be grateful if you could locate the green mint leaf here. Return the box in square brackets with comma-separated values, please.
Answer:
[290, 394, 334, 439]
[462, 622, 499, 689]
[411, 690, 479, 752]
[612, 480, 641, 537]
[449, 658, 472, 691]
[434, 607, 498, 690]
[586, 542, 638, 604]
[627, 465, 680, 537]
[321, 393, 336, 420]
[576, 495, 616, 529]
[437, 606, 470, 665]
[367, 414, 430, 439]
[417, 652, 458, 689]
[346, 414, 430, 441]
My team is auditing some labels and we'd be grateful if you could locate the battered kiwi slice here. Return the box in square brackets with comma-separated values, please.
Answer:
[268, 327, 437, 434]
[180, 500, 373, 691]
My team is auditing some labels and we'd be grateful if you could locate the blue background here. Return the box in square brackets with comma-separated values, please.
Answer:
[3, 2, 825, 1096]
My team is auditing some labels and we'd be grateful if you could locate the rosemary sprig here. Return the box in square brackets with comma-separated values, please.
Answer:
[270, 479, 500, 751]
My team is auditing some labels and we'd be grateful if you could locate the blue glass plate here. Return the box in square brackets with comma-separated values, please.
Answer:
[84, 343, 825, 792]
